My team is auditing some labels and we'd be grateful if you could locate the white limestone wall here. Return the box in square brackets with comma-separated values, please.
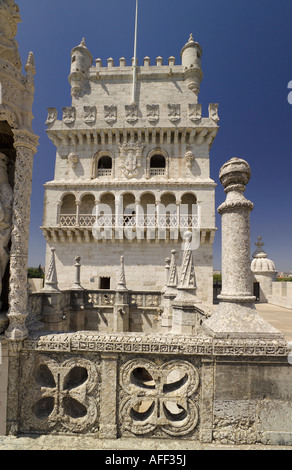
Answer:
[51, 140, 212, 183]
[45, 241, 213, 305]
[268, 282, 292, 309]
[0, 341, 8, 435]
[252, 273, 276, 303]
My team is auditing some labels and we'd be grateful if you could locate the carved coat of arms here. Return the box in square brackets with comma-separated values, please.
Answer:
[63, 107, 76, 124]
[119, 141, 144, 178]
[104, 105, 117, 123]
[83, 106, 96, 123]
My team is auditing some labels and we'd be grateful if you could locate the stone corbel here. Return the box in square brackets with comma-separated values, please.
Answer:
[67, 152, 79, 169]
[185, 150, 194, 168]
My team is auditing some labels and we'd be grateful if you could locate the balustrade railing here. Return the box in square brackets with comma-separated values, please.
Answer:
[97, 169, 112, 177]
[150, 168, 165, 176]
[59, 213, 199, 229]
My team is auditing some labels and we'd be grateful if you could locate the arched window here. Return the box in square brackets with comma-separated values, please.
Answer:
[97, 155, 112, 176]
[59, 194, 77, 226]
[150, 154, 165, 176]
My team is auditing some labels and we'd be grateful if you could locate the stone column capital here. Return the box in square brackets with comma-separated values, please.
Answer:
[12, 128, 39, 153]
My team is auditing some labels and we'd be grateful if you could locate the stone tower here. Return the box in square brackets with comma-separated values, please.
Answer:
[42, 34, 219, 304]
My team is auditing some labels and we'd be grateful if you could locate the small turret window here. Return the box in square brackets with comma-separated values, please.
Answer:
[72, 56, 76, 63]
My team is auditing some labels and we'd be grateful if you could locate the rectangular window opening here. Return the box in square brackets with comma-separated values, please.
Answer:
[100, 277, 111, 289]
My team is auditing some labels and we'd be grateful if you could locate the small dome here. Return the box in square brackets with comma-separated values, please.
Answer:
[251, 236, 277, 273]
[251, 257, 276, 273]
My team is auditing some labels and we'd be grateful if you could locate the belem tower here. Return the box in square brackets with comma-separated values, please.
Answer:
[0, 1, 291, 446]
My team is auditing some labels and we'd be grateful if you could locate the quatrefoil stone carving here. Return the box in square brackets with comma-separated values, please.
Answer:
[119, 358, 199, 436]
[31, 357, 99, 433]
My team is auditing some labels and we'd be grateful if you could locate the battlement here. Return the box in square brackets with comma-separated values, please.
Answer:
[69, 35, 203, 99]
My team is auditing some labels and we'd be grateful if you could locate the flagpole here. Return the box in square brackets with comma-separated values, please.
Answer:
[132, 0, 138, 104]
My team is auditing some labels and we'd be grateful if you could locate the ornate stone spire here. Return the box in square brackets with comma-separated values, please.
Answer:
[117, 255, 127, 291]
[167, 250, 178, 288]
[42, 247, 60, 292]
[178, 231, 196, 290]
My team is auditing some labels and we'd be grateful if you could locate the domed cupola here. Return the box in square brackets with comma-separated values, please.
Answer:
[251, 236, 277, 274]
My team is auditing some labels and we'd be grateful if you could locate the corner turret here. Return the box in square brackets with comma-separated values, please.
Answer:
[181, 34, 203, 97]
[69, 38, 93, 98]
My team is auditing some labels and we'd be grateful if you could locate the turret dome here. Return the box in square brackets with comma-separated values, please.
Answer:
[251, 236, 277, 273]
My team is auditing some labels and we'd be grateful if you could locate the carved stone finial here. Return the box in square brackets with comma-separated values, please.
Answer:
[71, 254, 84, 290]
[252, 236, 267, 258]
[219, 157, 251, 192]
[25, 51, 36, 75]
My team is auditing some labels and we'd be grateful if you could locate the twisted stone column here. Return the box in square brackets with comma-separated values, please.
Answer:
[204, 158, 283, 338]
[5, 129, 38, 340]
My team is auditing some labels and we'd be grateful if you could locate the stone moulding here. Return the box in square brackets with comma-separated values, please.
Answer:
[23, 332, 289, 358]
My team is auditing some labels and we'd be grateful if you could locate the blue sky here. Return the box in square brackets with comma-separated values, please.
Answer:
[15, 0, 292, 272]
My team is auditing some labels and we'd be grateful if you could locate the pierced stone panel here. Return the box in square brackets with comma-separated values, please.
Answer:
[119, 358, 200, 437]
[19, 354, 100, 434]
